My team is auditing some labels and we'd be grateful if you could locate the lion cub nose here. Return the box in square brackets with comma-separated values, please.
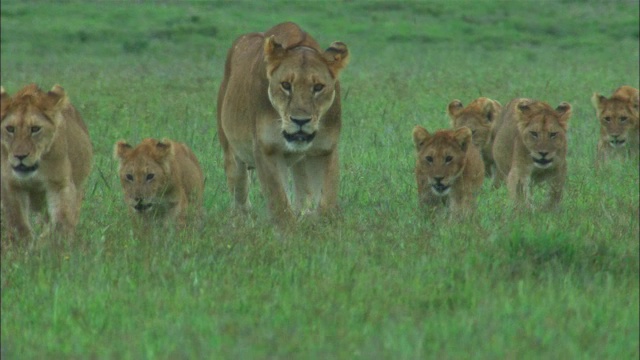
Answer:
[291, 116, 311, 127]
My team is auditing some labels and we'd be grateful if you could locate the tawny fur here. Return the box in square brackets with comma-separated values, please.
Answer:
[590, 85, 639, 167]
[216, 22, 349, 226]
[1, 84, 93, 241]
[492, 98, 572, 210]
[114, 138, 204, 232]
[413, 126, 484, 216]
[447, 97, 502, 179]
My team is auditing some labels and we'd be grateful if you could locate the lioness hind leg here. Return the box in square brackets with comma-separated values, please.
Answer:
[224, 153, 251, 213]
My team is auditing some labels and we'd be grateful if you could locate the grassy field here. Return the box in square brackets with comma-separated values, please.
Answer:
[1, 1, 639, 358]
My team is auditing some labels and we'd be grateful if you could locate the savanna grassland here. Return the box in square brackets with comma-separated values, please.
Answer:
[1, 1, 639, 358]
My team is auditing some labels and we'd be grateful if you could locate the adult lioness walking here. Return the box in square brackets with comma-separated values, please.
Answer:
[217, 22, 349, 226]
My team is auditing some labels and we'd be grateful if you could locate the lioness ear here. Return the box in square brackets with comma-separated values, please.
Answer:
[590, 93, 606, 112]
[412, 125, 431, 150]
[154, 139, 175, 159]
[323, 42, 349, 77]
[114, 141, 133, 161]
[264, 35, 286, 77]
[447, 100, 464, 123]
[454, 127, 473, 152]
[43, 85, 69, 124]
[1, 86, 10, 120]
[555, 102, 572, 127]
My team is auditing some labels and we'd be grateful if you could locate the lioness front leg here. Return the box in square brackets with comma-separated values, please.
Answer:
[254, 150, 294, 225]
[46, 184, 81, 239]
[224, 153, 251, 214]
[507, 167, 531, 209]
[2, 191, 33, 241]
[305, 150, 339, 216]
[544, 171, 566, 211]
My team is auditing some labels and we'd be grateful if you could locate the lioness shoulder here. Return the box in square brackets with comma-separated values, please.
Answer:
[591, 85, 639, 166]
[1, 84, 93, 241]
[492, 98, 572, 209]
[412, 126, 484, 216]
[217, 22, 349, 227]
[447, 97, 502, 178]
[114, 138, 204, 230]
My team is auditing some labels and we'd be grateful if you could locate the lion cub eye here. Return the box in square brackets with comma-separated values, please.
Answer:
[5, 126, 15, 134]
[620, 116, 628, 123]
[549, 132, 558, 139]
[529, 131, 538, 139]
[281, 82, 291, 91]
[146, 173, 155, 181]
[313, 83, 325, 93]
[31, 126, 41, 134]
[445, 155, 453, 163]
[125, 174, 134, 181]
[425, 156, 433, 164]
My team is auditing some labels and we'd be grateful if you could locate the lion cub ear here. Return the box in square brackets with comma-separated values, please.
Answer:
[482, 98, 501, 123]
[454, 127, 473, 152]
[1, 86, 10, 119]
[555, 102, 572, 127]
[323, 42, 349, 77]
[447, 100, 464, 124]
[412, 125, 431, 150]
[153, 139, 175, 160]
[264, 35, 286, 77]
[114, 141, 133, 161]
[591, 93, 607, 113]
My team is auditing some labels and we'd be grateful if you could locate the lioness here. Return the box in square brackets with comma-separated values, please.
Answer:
[591, 85, 639, 166]
[413, 126, 484, 216]
[492, 98, 572, 209]
[114, 138, 204, 230]
[1, 84, 93, 241]
[217, 22, 349, 226]
[447, 97, 502, 178]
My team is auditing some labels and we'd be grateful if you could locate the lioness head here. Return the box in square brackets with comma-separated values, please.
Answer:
[114, 138, 175, 214]
[591, 89, 639, 148]
[447, 97, 502, 151]
[264, 36, 349, 151]
[1, 84, 68, 179]
[516, 100, 572, 169]
[413, 126, 473, 196]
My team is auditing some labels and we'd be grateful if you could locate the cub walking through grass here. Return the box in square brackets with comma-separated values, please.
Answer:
[492, 98, 572, 210]
[412, 126, 484, 217]
[1, 84, 93, 241]
[447, 97, 502, 179]
[590, 85, 639, 167]
[114, 138, 204, 233]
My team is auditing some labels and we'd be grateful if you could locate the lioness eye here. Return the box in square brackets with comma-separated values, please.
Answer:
[425, 156, 433, 163]
[313, 83, 324, 92]
[31, 126, 41, 134]
[604, 117, 612, 122]
[445, 155, 453, 163]
[125, 174, 134, 181]
[549, 132, 558, 139]
[5, 126, 14, 134]
[281, 82, 291, 91]
[530, 131, 538, 138]
[146, 173, 155, 181]
[620, 116, 628, 122]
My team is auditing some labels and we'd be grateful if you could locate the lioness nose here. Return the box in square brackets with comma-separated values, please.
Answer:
[434, 177, 444, 183]
[538, 152, 548, 158]
[15, 154, 28, 161]
[291, 117, 311, 126]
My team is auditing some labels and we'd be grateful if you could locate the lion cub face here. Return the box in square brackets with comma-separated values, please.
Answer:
[413, 126, 473, 196]
[114, 139, 174, 214]
[264, 36, 349, 152]
[447, 97, 501, 151]
[591, 87, 639, 148]
[516, 100, 571, 169]
[1, 85, 66, 179]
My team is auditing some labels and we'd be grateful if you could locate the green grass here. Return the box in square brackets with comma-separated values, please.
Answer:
[1, 0, 639, 358]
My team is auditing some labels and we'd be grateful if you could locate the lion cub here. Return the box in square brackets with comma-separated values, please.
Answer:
[1, 84, 93, 241]
[492, 99, 572, 210]
[447, 97, 502, 179]
[114, 138, 204, 231]
[591, 85, 639, 166]
[413, 126, 484, 216]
